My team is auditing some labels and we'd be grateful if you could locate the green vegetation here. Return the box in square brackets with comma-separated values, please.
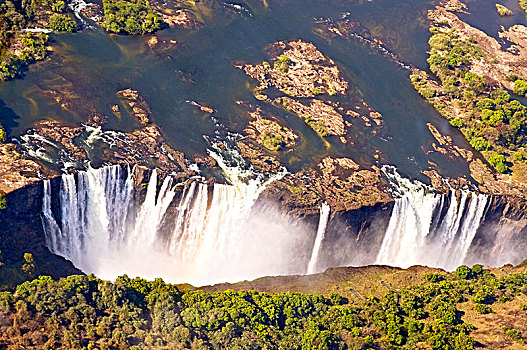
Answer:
[411, 26, 527, 174]
[488, 152, 509, 173]
[503, 326, 524, 343]
[305, 115, 330, 137]
[0, 32, 48, 81]
[0, 123, 5, 209]
[520, 0, 527, 13]
[274, 54, 292, 74]
[496, 4, 512, 16]
[49, 13, 79, 32]
[261, 132, 284, 151]
[102, 0, 164, 35]
[0, 0, 70, 81]
[2, 264, 527, 348]
[513, 78, 527, 97]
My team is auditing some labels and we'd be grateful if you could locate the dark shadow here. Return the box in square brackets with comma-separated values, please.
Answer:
[0, 98, 21, 136]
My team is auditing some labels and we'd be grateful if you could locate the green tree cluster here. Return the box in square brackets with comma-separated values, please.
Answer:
[274, 54, 292, 74]
[2, 264, 527, 349]
[102, 0, 164, 35]
[261, 132, 284, 151]
[49, 13, 79, 32]
[411, 26, 527, 173]
[0, 32, 48, 81]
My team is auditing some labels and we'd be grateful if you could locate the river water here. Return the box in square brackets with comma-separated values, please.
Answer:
[0, 0, 508, 181]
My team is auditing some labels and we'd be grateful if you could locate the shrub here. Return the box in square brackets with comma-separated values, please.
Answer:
[49, 13, 79, 32]
[306, 119, 329, 137]
[470, 137, 490, 151]
[503, 327, 523, 342]
[425, 273, 445, 283]
[450, 118, 464, 127]
[261, 132, 284, 151]
[274, 55, 292, 74]
[489, 110, 505, 126]
[471, 264, 484, 276]
[0, 125, 6, 143]
[476, 98, 496, 110]
[473, 303, 492, 314]
[488, 153, 508, 173]
[481, 109, 494, 121]
[50, 0, 66, 13]
[513, 80, 527, 96]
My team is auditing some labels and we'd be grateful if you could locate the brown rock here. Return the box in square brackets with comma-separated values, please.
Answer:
[116, 88, 152, 125]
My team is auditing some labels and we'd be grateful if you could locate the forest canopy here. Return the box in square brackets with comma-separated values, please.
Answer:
[102, 0, 164, 35]
[1, 264, 527, 349]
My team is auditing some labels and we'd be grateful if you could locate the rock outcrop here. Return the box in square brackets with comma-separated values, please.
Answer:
[239, 40, 383, 142]
[259, 156, 393, 215]
[117, 88, 152, 125]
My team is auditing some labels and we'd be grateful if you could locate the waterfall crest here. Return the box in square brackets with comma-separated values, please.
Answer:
[376, 167, 489, 270]
[307, 203, 331, 274]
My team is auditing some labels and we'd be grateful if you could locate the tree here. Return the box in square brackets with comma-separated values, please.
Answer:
[49, 14, 78, 32]
[455, 265, 472, 279]
[469, 137, 490, 151]
[22, 253, 35, 278]
[0, 124, 6, 143]
[488, 153, 508, 173]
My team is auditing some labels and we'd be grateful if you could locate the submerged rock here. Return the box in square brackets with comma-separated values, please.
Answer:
[116, 88, 152, 125]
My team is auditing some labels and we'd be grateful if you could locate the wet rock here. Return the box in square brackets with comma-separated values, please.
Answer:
[260, 157, 393, 215]
[236, 141, 284, 173]
[147, 36, 159, 49]
[29, 119, 193, 177]
[200, 105, 214, 114]
[34, 120, 87, 160]
[116, 88, 152, 125]
[86, 113, 108, 127]
[194, 155, 217, 169]
[244, 106, 298, 151]
[160, 9, 203, 29]
[0, 143, 54, 195]
[278, 97, 345, 136]
[426, 123, 473, 161]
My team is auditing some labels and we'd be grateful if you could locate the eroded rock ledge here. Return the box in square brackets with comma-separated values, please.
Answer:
[259, 156, 392, 215]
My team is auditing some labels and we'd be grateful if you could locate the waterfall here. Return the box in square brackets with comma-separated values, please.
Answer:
[307, 203, 331, 274]
[376, 166, 489, 270]
[41, 144, 314, 285]
[41, 180, 61, 251]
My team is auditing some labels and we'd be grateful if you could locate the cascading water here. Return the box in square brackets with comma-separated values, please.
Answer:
[307, 203, 331, 274]
[41, 144, 315, 285]
[375, 166, 489, 270]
